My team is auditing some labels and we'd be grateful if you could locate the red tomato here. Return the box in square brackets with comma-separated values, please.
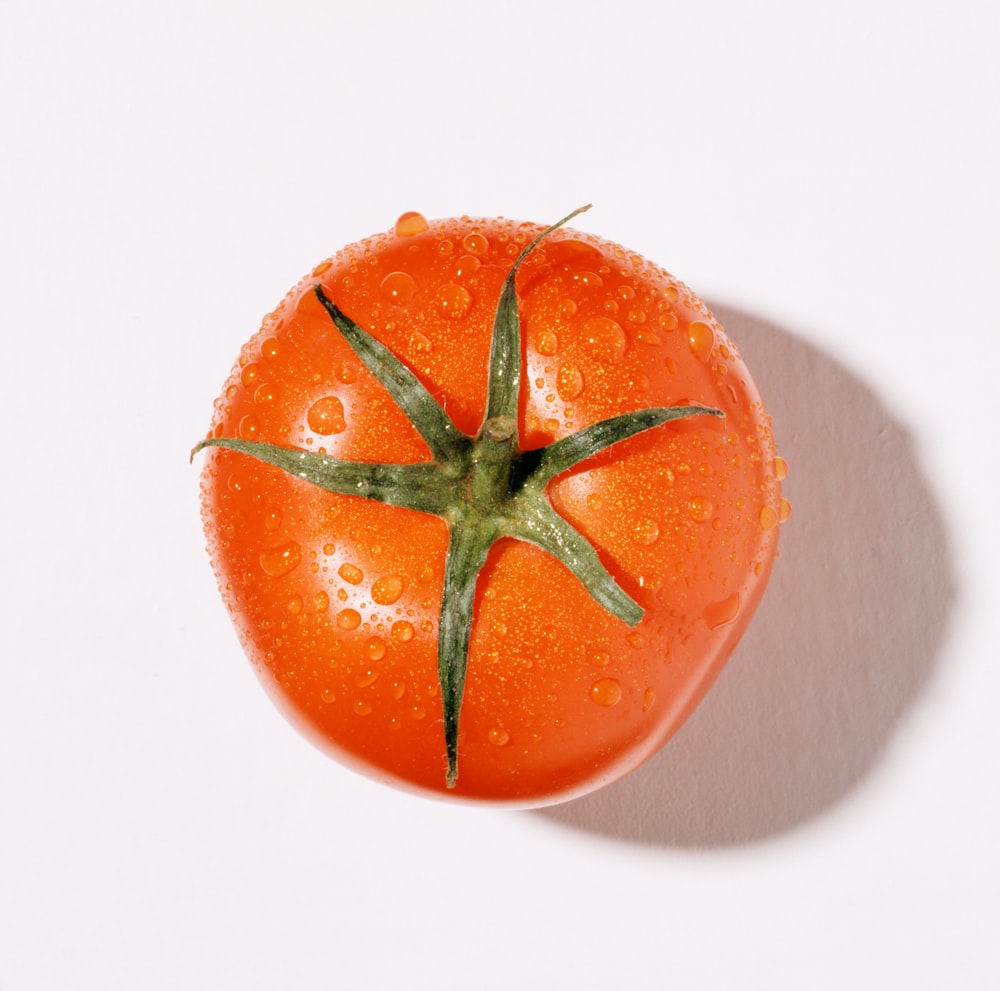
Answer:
[196, 207, 787, 806]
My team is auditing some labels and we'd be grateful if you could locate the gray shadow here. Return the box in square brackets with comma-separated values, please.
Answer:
[537, 304, 956, 846]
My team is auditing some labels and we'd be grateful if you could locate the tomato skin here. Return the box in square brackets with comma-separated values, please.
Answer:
[200, 213, 784, 806]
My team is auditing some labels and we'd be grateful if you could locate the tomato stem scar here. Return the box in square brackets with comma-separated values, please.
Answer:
[192, 206, 723, 789]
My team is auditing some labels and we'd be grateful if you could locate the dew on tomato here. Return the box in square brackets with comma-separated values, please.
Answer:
[195, 206, 788, 806]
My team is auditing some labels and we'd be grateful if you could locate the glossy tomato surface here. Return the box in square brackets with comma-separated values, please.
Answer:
[199, 211, 786, 806]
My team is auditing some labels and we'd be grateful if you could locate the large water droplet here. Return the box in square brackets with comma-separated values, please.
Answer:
[259, 541, 302, 578]
[357, 663, 381, 685]
[774, 456, 790, 481]
[372, 574, 404, 605]
[633, 517, 660, 545]
[391, 620, 414, 642]
[536, 330, 558, 356]
[462, 232, 489, 255]
[688, 496, 714, 523]
[379, 271, 418, 304]
[338, 563, 364, 585]
[759, 505, 779, 530]
[336, 608, 361, 630]
[704, 592, 741, 630]
[395, 211, 428, 237]
[581, 317, 626, 362]
[687, 321, 715, 361]
[590, 678, 623, 707]
[435, 283, 473, 319]
[307, 395, 346, 435]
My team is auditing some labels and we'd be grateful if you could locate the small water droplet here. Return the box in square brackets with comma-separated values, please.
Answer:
[357, 663, 381, 685]
[263, 509, 281, 532]
[759, 505, 779, 530]
[590, 650, 610, 667]
[704, 592, 741, 630]
[435, 283, 473, 319]
[321, 687, 337, 704]
[259, 541, 302, 578]
[372, 574, 404, 605]
[634, 517, 660, 545]
[779, 497, 793, 522]
[658, 311, 678, 331]
[312, 259, 333, 277]
[642, 687, 655, 712]
[353, 699, 373, 716]
[391, 620, 414, 642]
[307, 395, 346, 435]
[240, 363, 260, 387]
[536, 330, 558, 356]
[379, 271, 418, 304]
[336, 608, 361, 630]
[410, 705, 427, 720]
[586, 494, 603, 511]
[558, 297, 578, 317]
[394, 211, 428, 237]
[391, 680, 406, 700]
[287, 595, 303, 614]
[488, 727, 510, 746]
[687, 321, 715, 361]
[313, 591, 330, 612]
[774, 456, 790, 480]
[556, 364, 584, 400]
[688, 497, 713, 522]
[573, 271, 603, 289]
[338, 563, 364, 585]
[260, 338, 280, 360]
[590, 678, 623, 707]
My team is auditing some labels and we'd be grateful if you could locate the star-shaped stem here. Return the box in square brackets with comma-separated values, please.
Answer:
[192, 207, 723, 787]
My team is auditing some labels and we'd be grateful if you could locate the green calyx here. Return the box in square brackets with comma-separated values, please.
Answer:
[193, 206, 723, 788]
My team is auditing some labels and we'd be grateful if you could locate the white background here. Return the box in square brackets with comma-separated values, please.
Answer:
[2, 1, 997, 988]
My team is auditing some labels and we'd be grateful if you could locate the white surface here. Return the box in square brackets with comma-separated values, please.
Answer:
[2, 1, 997, 988]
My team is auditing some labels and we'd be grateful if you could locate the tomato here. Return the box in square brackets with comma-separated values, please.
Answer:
[195, 206, 787, 806]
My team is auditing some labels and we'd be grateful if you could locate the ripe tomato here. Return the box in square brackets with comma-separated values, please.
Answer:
[196, 207, 787, 806]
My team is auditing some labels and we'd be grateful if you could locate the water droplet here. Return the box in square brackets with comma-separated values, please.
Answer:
[634, 517, 660, 545]
[336, 608, 361, 630]
[312, 259, 333, 277]
[379, 271, 418, 304]
[263, 508, 281, 532]
[704, 592, 741, 630]
[759, 505, 779, 530]
[687, 321, 715, 361]
[586, 494, 603, 511]
[462, 232, 489, 255]
[321, 687, 337, 704]
[338, 563, 364, 585]
[581, 316, 626, 362]
[572, 271, 603, 289]
[357, 663, 381, 685]
[260, 338, 280, 360]
[307, 396, 346, 435]
[437, 239, 455, 255]
[259, 541, 302, 578]
[391, 620, 414, 643]
[410, 704, 427, 720]
[536, 330, 558, 356]
[590, 650, 610, 667]
[590, 678, 623, 707]
[642, 687, 655, 712]
[391, 680, 406, 700]
[455, 254, 481, 277]
[353, 700, 373, 716]
[488, 727, 510, 746]
[364, 638, 386, 663]
[287, 595, 303, 614]
[688, 497, 713, 522]
[779, 497, 793, 522]
[372, 574, 404, 605]
[314, 591, 330, 612]
[774, 456, 790, 480]
[394, 211, 428, 237]
[237, 414, 260, 440]
[558, 297, 578, 317]
[240, 363, 260, 387]
[435, 283, 473, 319]
[556, 364, 584, 400]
